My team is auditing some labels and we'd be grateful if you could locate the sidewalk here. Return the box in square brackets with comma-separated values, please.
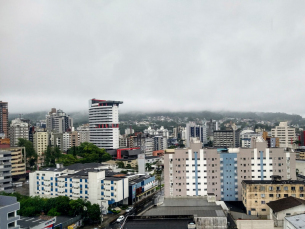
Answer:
[100, 210, 126, 228]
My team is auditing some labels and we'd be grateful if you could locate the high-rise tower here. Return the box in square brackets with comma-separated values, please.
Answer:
[89, 99, 123, 149]
[0, 101, 8, 138]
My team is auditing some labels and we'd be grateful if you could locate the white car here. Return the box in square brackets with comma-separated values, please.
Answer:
[126, 207, 133, 213]
[116, 215, 124, 223]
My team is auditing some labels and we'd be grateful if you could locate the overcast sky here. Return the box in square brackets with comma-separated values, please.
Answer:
[1, 1, 305, 115]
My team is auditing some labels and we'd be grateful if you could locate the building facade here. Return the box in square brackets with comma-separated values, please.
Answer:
[33, 132, 49, 156]
[206, 119, 219, 138]
[9, 147, 26, 178]
[213, 130, 239, 148]
[77, 124, 90, 143]
[242, 178, 305, 216]
[29, 163, 129, 209]
[153, 136, 167, 151]
[46, 108, 73, 133]
[0, 101, 8, 138]
[9, 119, 29, 147]
[0, 195, 20, 229]
[271, 122, 296, 148]
[185, 122, 207, 147]
[0, 149, 13, 193]
[164, 138, 296, 201]
[89, 99, 122, 149]
[239, 130, 262, 148]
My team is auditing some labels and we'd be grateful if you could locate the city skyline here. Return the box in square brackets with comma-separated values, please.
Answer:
[1, 1, 305, 114]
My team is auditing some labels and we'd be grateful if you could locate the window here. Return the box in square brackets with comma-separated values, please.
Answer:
[261, 201, 265, 204]
[262, 209, 266, 211]
[300, 194, 304, 197]
[269, 194, 274, 197]
[284, 186, 288, 191]
[261, 194, 265, 198]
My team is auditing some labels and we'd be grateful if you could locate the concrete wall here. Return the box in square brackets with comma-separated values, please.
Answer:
[0, 196, 20, 229]
[194, 216, 227, 229]
[236, 220, 274, 229]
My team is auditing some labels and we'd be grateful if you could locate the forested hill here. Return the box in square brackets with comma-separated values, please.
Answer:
[9, 110, 304, 126]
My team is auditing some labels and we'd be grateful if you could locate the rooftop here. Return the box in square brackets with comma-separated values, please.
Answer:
[285, 213, 305, 229]
[242, 180, 305, 185]
[267, 197, 305, 213]
[18, 215, 74, 229]
[143, 197, 225, 218]
[123, 219, 193, 229]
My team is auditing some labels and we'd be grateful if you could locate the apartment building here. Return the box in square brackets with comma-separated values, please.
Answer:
[271, 122, 296, 148]
[185, 122, 207, 147]
[0, 149, 13, 193]
[239, 130, 262, 148]
[9, 118, 29, 147]
[206, 119, 219, 138]
[71, 131, 80, 147]
[164, 138, 296, 201]
[33, 132, 49, 156]
[29, 163, 128, 209]
[9, 147, 26, 178]
[0, 195, 20, 229]
[213, 130, 239, 148]
[242, 177, 305, 216]
[153, 136, 167, 151]
[0, 101, 9, 138]
[46, 108, 73, 133]
[77, 124, 90, 143]
[89, 99, 122, 149]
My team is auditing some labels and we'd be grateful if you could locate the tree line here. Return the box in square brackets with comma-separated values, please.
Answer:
[17, 139, 112, 169]
[0, 192, 101, 224]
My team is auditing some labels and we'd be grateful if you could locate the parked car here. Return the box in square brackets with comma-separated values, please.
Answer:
[126, 207, 133, 213]
[116, 215, 125, 223]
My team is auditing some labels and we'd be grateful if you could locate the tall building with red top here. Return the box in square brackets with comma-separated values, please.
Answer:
[89, 99, 123, 149]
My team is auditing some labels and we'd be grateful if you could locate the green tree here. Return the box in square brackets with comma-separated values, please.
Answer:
[116, 161, 125, 168]
[126, 164, 132, 169]
[145, 163, 152, 171]
[17, 138, 37, 168]
[47, 208, 60, 216]
[86, 204, 101, 223]
[101, 153, 112, 162]
[44, 146, 62, 167]
[58, 154, 77, 166]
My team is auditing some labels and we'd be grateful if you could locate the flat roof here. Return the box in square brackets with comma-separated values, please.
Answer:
[143, 197, 225, 218]
[123, 219, 193, 229]
[18, 216, 73, 229]
[242, 180, 305, 185]
[285, 213, 305, 229]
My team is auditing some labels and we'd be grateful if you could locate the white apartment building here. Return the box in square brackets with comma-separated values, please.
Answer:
[9, 118, 29, 147]
[77, 124, 90, 143]
[144, 138, 154, 156]
[89, 99, 123, 149]
[144, 126, 169, 138]
[29, 163, 129, 209]
[46, 108, 73, 133]
[153, 136, 167, 151]
[271, 122, 296, 148]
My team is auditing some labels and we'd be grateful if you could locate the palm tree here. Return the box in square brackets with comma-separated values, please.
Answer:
[145, 163, 152, 171]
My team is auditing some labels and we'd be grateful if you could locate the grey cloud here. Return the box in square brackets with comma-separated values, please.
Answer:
[1, 0, 305, 115]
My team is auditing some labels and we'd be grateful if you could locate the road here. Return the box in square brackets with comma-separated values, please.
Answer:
[102, 188, 164, 229]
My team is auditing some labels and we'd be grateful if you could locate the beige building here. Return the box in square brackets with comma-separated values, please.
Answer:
[9, 147, 26, 177]
[242, 176, 305, 216]
[107, 159, 138, 168]
[71, 131, 80, 147]
[33, 131, 49, 165]
[271, 122, 296, 148]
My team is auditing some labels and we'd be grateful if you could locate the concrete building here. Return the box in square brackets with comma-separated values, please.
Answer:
[267, 197, 305, 227]
[144, 126, 169, 138]
[128, 174, 156, 205]
[0, 101, 9, 138]
[242, 177, 305, 216]
[33, 131, 49, 157]
[0, 195, 20, 229]
[144, 138, 154, 156]
[153, 136, 167, 151]
[271, 122, 296, 148]
[76, 124, 90, 143]
[125, 128, 134, 135]
[9, 147, 26, 179]
[89, 99, 122, 149]
[164, 138, 296, 201]
[9, 118, 29, 147]
[206, 119, 219, 138]
[29, 163, 129, 209]
[0, 149, 13, 193]
[70, 131, 80, 148]
[213, 130, 239, 148]
[52, 132, 71, 152]
[240, 130, 262, 148]
[185, 122, 207, 147]
[46, 108, 73, 133]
